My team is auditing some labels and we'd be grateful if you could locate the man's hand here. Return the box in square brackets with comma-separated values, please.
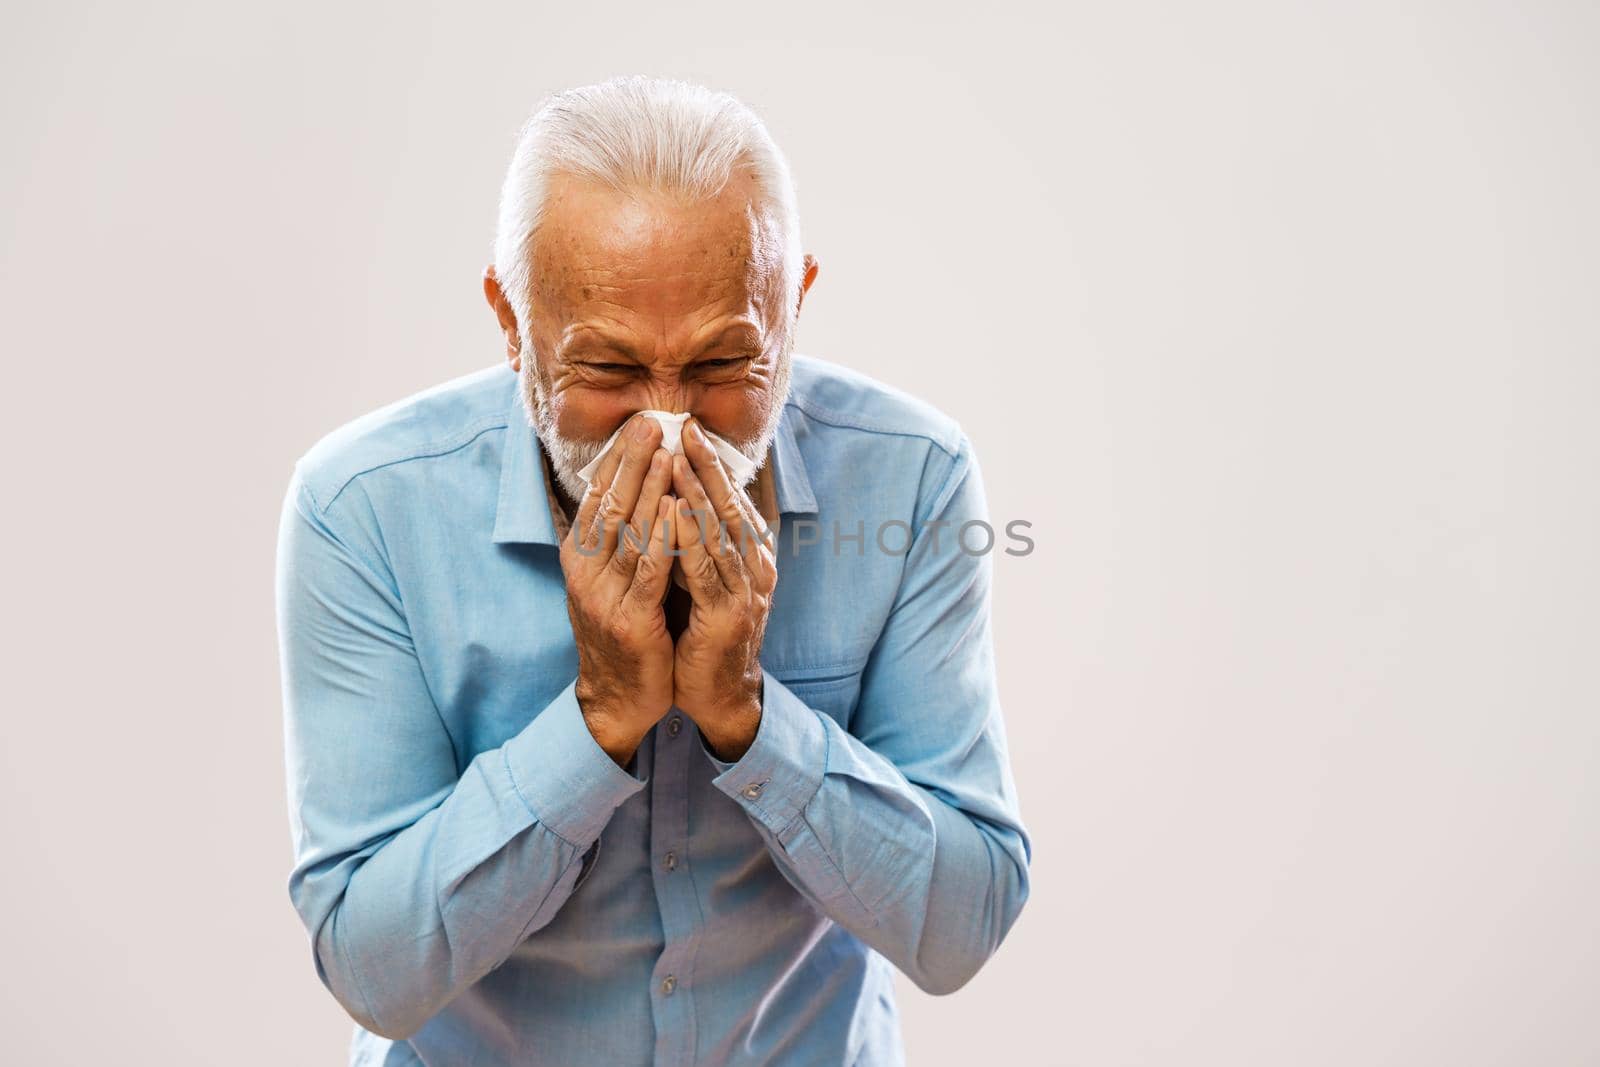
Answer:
[560, 415, 677, 767]
[668, 418, 777, 761]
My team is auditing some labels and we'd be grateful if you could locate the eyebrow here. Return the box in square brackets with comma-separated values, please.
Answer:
[557, 325, 640, 363]
[559, 320, 765, 362]
[691, 324, 764, 362]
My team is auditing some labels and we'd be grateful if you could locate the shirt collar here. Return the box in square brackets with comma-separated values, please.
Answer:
[768, 403, 818, 516]
[492, 398, 818, 547]
[491, 412, 561, 545]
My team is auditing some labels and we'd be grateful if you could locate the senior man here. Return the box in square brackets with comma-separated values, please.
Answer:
[277, 76, 1031, 1067]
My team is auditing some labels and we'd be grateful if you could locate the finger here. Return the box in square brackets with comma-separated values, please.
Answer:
[727, 475, 771, 550]
[673, 494, 731, 602]
[572, 421, 634, 541]
[728, 484, 777, 593]
[681, 418, 769, 576]
[672, 454, 741, 593]
[624, 494, 676, 610]
[581, 416, 662, 557]
[610, 448, 672, 579]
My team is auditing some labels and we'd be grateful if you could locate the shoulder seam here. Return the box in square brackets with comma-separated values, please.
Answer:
[307, 414, 510, 514]
[917, 434, 974, 529]
[784, 395, 963, 460]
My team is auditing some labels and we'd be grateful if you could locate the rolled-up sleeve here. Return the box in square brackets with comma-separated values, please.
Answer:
[703, 433, 1032, 995]
[277, 471, 644, 1040]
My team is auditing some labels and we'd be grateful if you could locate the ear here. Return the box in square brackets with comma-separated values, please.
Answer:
[482, 265, 523, 371]
[795, 253, 820, 313]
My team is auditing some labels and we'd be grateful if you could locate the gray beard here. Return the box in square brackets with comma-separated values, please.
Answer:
[517, 350, 792, 505]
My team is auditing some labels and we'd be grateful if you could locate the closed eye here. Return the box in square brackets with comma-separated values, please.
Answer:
[695, 355, 755, 375]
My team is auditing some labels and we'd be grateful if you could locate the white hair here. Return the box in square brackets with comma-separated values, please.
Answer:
[493, 75, 804, 353]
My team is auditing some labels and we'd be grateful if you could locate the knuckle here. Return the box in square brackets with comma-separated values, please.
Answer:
[566, 532, 594, 560]
[562, 543, 593, 573]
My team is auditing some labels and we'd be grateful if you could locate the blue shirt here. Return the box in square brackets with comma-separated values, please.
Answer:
[276, 355, 1032, 1066]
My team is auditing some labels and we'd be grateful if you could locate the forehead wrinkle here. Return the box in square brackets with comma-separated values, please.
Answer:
[531, 174, 783, 359]
[571, 270, 752, 328]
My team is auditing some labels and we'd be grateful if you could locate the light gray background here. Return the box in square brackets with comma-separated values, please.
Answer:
[3, 2, 1596, 1064]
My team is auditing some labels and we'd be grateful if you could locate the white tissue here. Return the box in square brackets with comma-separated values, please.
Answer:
[575, 410, 757, 487]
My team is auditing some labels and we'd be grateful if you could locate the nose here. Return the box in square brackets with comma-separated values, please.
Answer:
[643, 378, 692, 415]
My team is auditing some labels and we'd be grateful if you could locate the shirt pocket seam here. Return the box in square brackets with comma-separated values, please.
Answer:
[765, 660, 868, 683]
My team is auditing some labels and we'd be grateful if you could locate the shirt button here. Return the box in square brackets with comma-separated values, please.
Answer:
[742, 781, 765, 799]
[662, 850, 677, 871]
[666, 716, 682, 737]
[660, 975, 677, 995]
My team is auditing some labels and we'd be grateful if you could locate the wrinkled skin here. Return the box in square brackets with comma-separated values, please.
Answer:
[483, 170, 818, 765]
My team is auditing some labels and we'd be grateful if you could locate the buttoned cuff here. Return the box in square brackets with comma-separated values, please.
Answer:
[704, 670, 828, 836]
[504, 679, 648, 848]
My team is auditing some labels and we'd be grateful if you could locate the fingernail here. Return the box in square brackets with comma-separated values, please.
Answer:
[631, 417, 653, 442]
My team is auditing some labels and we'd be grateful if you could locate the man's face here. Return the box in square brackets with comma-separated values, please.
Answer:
[514, 170, 798, 503]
